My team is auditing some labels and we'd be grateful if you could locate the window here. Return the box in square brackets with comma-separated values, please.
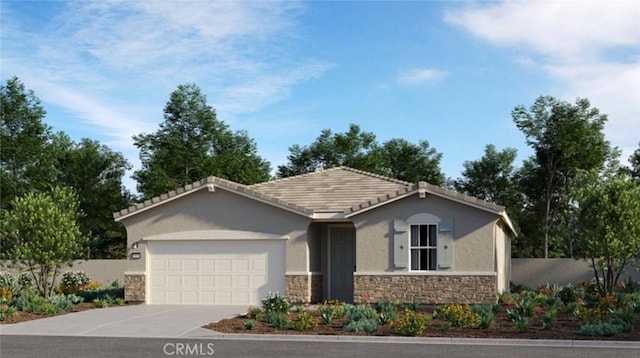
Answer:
[410, 224, 437, 271]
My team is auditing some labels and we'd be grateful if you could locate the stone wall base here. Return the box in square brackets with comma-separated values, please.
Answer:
[354, 274, 497, 304]
[285, 274, 323, 303]
[124, 273, 145, 302]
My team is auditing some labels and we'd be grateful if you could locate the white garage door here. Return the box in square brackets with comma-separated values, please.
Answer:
[147, 239, 285, 305]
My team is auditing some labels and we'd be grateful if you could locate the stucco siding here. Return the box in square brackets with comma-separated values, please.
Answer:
[119, 188, 312, 273]
[351, 195, 499, 273]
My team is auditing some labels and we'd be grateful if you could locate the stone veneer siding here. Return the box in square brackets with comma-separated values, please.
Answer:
[354, 274, 497, 304]
[285, 274, 323, 303]
[124, 273, 145, 302]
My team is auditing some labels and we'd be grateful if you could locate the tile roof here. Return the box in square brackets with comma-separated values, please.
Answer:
[113, 167, 513, 236]
[248, 167, 413, 212]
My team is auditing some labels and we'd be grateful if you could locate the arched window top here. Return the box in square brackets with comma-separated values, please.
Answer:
[407, 213, 440, 225]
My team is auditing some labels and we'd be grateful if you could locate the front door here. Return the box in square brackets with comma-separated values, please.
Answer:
[330, 227, 355, 303]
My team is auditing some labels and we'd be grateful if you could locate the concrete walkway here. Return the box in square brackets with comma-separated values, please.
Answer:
[0, 304, 242, 338]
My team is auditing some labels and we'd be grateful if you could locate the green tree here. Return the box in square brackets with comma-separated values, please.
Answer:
[627, 142, 640, 181]
[513, 96, 610, 258]
[277, 124, 379, 176]
[0, 77, 52, 208]
[375, 138, 444, 185]
[277, 124, 445, 184]
[454, 144, 519, 206]
[1, 187, 85, 297]
[133, 83, 270, 199]
[571, 172, 640, 297]
[52, 134, 132, 258]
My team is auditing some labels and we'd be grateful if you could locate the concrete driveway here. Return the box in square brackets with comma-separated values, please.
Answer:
[0, 304, 243, 338]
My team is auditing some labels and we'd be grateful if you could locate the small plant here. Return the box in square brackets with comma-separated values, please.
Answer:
[243, 319, 255, 330]
[248, 306, 263, 320]
[620, 277, 640, 294]
[0, 305, 17, 321]
[85, 281, 102, 291]
[93, 298, 109, 308]
[344, 304, 377, 322]
[440, 321, 452, 331]
[472, 305, 495, 329]
[261, 292, 290, 314]
[374, 301, 399, 325]
[320, 311, 334, 325]
[513, 296, 536, 317]
[406, 300, 420, 311]
[60, 271, 91, 294]
[294, 305, 306, 314]
[264, 311, 290, 329]
[513, 317, 531, 333]
[48, 294, 74, 312]
[292, 311, 317, 331]
[114, 297, 126, 306]
[393, 309, 432, 336]
[541, 308, 558, 330]
[344, 318, 378, 333]
[579, 320, 632, 337]
[434, 303, 478, 328]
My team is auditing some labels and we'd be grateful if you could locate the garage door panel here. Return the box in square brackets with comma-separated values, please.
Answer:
[147, 240, 285, 305]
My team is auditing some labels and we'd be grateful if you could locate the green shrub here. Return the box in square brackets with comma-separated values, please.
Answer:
[513, 296, 536, 317]
[440, 321, 452, 331]
[0, 305, 17, 321]
[375, 301, 399, 325]
[293, 305, 306, 314]
[261, 292, 290, 314]
[393, 309, 432, 336]
[472, 305, 495, 329]
[579, 320, 632, 336]
[48, 294, 75, 312]
[264, 311, 290, 329]
[114, 297, 125, 306]
[77, 287, 124, 302]
[0, 272, 19, 297]
[406, 300, 420, 311]
[320, 311, 334, 325]
[542, 308, 558, 330]
[344, 318, 378, 333]
[344, 304, 377, 323]
[558, 286, 576, 305]
[60, 271, 91, 294]
[247, 307, 263, 320]
[92, 298, 109, 308]
[292, 312, 317, 331]
[243, 319, 255, 330]
[514, 317, 531, 333]
[620, 277, 640, 294]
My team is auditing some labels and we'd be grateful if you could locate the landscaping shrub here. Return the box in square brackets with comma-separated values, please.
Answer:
[579, 320, 632, 337]
[264, 311, 290, 329]
[620, 277, 640, 294]
[558, 286, 577, 305]
[77, 286, 124, 302]
[0, 272, 19, 297]
[60, 271, 90, 295]
[374, 301, 399, 325]
[92, 298, 109, 308]
[344, 304, 377, 322]
[261, 292, 290, 314]
[344, 318, 378, 333]
[243, 319, 255, 330]
[406, 300, 420, 311]
[513, 317, 531, 333]
[542, 308, 558, 330]
[471, 304, 495, 329]
[393, 309, 432, 336]
[48, 294, 75, 312]
[247, 307, 263, 320]
[434, 303, 478, 328]
[292, 311, 317, 331]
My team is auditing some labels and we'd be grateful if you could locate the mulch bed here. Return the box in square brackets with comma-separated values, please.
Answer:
[203, 307, 640, 341]
[0, 302, 135, 324]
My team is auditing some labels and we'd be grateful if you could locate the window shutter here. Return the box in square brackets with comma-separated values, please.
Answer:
[393, 219, 409, 268]
[438, 218, 453, 269]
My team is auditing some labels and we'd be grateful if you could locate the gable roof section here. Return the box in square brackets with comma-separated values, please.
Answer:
[113, 167, 516, 236]
[248, 167, 412, 213]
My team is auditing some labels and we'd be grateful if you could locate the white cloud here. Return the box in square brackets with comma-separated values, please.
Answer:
[397, 68, 447, 85]
[445, 0, 640, 164]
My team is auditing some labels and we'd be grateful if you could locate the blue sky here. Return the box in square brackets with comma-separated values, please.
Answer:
[2, 1, 639, 193]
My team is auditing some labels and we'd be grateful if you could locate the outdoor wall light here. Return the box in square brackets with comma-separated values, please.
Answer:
[131, 242, 139, 249]
[131, 252, 142, 259]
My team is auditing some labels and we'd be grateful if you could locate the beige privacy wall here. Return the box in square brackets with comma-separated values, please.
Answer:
[511, 259, 640, 287]
[1, 260, 127, 286]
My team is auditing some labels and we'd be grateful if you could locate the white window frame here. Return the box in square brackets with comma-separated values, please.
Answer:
[409, 223, 438, 271]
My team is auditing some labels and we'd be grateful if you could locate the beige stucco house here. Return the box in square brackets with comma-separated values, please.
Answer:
[114, 167, 515, 306]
